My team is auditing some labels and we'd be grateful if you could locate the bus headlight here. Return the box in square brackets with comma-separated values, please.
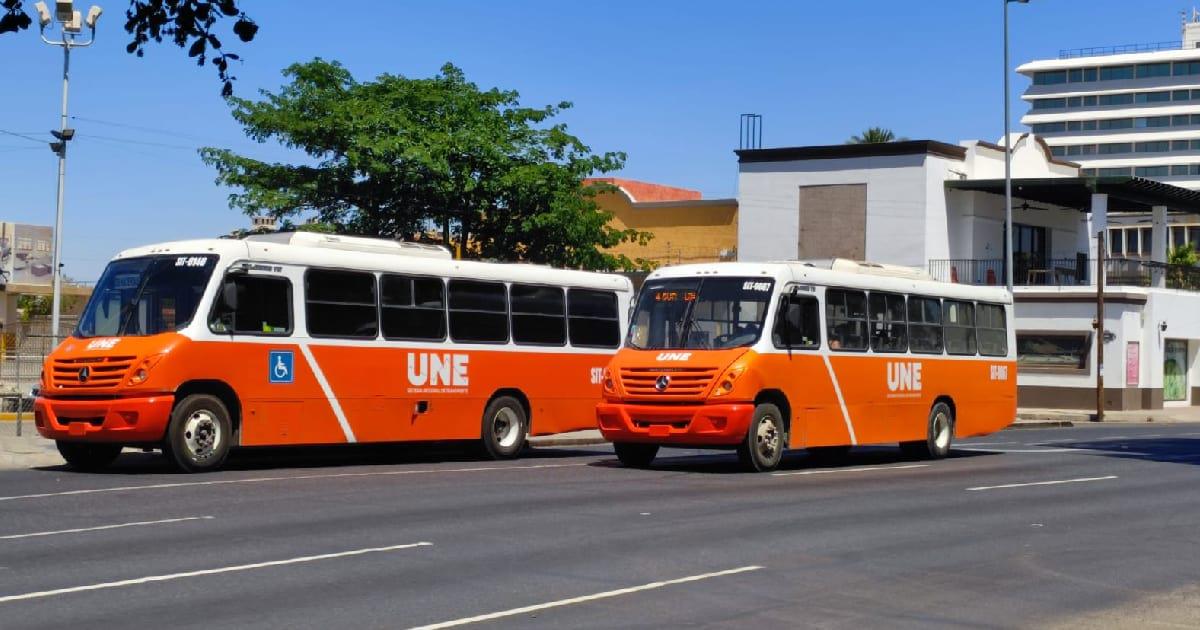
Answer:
[127, 354, 164, 386]
[603, 368, 616, 394]
[710, 365, 746, 397]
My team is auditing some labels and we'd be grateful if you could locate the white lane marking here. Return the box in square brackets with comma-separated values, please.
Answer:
[298, 344, 357, 443]
[956, 447, 1086, 454]
[960, 441, 1018, 446]
[773, 464, 929, 477]
[0, 463, 586, 503]
[408, 565, 763, 630]
[0, 516, 214, 540]
[821, 355, 857, 445]
[0, 541, 432, 604]
[967, 475, 1118, 491]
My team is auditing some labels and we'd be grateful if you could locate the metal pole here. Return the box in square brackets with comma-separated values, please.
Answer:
[50, 40, 70, 347]
[1095, 231, 1105, 422]
[1003, 0, 1014, 292]
[14, 351, 21, 437]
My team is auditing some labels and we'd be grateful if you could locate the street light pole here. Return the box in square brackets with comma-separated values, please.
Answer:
[36, 2, 102, 345]
[1004, 0, 1029, 293]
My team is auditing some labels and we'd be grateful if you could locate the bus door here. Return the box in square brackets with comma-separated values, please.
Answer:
[770, 285, 838, 448]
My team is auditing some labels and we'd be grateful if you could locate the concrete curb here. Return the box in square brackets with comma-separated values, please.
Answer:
[1010, 420, 1076, 429]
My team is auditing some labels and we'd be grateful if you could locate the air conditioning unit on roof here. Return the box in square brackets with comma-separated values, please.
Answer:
[245, 232, 452, 259]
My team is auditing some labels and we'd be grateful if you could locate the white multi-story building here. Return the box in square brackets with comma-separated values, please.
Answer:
[1019, 13, 1200, 189]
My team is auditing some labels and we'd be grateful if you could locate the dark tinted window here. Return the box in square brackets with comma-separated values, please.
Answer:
[511, 284, 566, 346]
[380, 275, 445, 341]
[210, 274, 291, 335]
[772, 294, 820, 349]
[977, 303, 1008, 357]
[908, 296, 943, 354]
[448, 280, 508, 343]
[869, 292, 907, 353]
[569, 289, 620, 348]
[944, 300, 977, 356]
[306, 269, 377, 338]
[826, 289, 867, 351]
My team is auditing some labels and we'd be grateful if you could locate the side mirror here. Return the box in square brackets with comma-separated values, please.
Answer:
[221, 280, 239, 311]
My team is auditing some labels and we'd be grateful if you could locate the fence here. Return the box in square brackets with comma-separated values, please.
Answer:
[928, 257, 1200, 291]
[1, 318, 76, 435]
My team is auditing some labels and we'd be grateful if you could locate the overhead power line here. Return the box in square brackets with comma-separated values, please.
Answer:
[78, 133, 198, 151]
[0, 129, 47, 145]
[70, 115, 210, 142]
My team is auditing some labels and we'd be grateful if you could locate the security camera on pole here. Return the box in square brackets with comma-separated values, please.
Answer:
[34, 0, 102, 344]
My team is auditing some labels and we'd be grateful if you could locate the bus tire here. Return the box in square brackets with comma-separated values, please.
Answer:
[480, 396, 527, 460]
[165, 394, 233, 473]
[56, 441, 122, 471]
[900, 401, 954, 460]
[737, 403, 785, 472]
[613, 442, 658, 468]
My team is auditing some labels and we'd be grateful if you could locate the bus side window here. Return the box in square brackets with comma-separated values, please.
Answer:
[209, 274, 293, 336]
[772, 294, 819, 349]
[511, 284, 566, 346]
[825, 288, 868, 351]
[907, 296, 944, 354]
[977, 303, 1008, 357]
[943, 300, 978, 356]
[306, 269, 378, 339]
[568, 289, 620, 348]
[381, 274, 446, 341]
[869, 292, 907, 353]
[448, 280, 509, 343]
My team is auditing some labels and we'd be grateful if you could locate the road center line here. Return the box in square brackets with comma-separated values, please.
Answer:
[0, 541, 432, 604]
[407, 565, 763, 630]
[0, 516, 214, 540]
[773, 464, 929, 477]
[967, 475, 1118, 491]
[0, 463, 586, 503]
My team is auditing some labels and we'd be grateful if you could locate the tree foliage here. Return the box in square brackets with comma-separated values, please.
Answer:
[846, 127, 906, 144]
[200, 59, 652, 270]
[1, 0, 257, 96]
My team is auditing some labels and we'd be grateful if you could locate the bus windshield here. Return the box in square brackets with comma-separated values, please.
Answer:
[75, 255, 217, 338]
[628, 277, 774, 350]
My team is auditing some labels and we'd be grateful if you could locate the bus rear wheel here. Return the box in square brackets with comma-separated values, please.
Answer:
[164, 394, 233, 473]
[737, 403, 785, 472]
[56, 441, 122, 471]
[480, 396, 527, 460]
[613, 442, 658, 468]
[900, 401, 954, 460]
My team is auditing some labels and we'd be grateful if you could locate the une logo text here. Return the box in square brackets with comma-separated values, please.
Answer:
[407, 353, 469, 387]
[887, 361, 923, 392]
[656, 352, 692, 361]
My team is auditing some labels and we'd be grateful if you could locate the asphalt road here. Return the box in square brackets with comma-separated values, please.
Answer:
[0, 423, 1198, 629]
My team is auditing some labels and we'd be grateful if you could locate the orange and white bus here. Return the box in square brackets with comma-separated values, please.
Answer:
[35, 232, 633, 472]
[596, 260, 1015, 472]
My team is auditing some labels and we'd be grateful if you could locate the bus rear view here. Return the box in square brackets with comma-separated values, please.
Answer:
[597, 261, 1016, 472]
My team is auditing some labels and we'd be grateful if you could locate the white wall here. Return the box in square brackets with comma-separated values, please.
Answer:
[737, 154, 928, 264]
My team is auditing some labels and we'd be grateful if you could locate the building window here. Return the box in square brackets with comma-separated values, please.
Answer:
[1126, 228, 1140, 254]
[1032, 98, 1067, 110]
[1098, 119, 1133, 130]
[1034, 70, 1068, 85]
[1136, 117, 1171, 129]
[1050, 146, 1066, 157]
[448, 280, 509, 343]
[1083, 94, 1098, 106]
[1135, 165, 1170, 177]
[305, 269, 378, 339]
[1172, 164, 1190, 176]
[1175, 61, 1200, 76]
[868, 292, 907, 353]
[1066, 96, 1081, 108]
[907, 296, 943, 354]
[1098, 93, 1134, 106]
[1068, 68, 1084, 83]
[1135, 141, 1170, 153]
[1175, 89, 1192, 101]
[1171, 226, 1186, 250]
[1137, 63, 1171, 78]
[1066, 121, 1082, 132]
[1032, 122, 1066, 134]
[567, 289, 620, 348]
[1081, 120, 1097, 131]
[1098, 143, 1132, 155]
[1017, 332, 1091, 372]
[1098, 167, 1132, 177]
[1173, 140, 1190, 151]
[1100, 65, 1135, 80]
[1109, 229, 1124, 255]
[380, 274, 446, 341]
[976, 304, 1008, 358]
[826, 289, 868, 351]
[510, 284, 566, 346]
[1135, 91, 1171, 103]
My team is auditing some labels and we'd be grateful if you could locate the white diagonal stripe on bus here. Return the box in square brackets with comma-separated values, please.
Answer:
[822, 355, 858, 445]
[299, 344, 357, 443]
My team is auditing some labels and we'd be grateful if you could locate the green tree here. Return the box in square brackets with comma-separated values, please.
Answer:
[200, 59, 652, 270]
[1167, 243, 1200, 290]
[846, 127, 907, 144]
[1, 0, 257, 96]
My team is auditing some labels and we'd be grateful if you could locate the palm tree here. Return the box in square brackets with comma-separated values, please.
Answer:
[846, 127, 907, 144]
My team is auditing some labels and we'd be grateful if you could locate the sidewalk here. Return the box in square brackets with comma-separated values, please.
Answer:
[1017, 406, 1200, 425]
[0, 421, 62, 470]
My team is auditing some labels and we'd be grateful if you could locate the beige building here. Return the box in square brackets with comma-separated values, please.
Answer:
[587, 178, 738, 267]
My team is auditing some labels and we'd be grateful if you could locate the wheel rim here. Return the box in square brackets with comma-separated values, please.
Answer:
[933, 410, 951, 450]
[756, 415, 781, 461]
[183, 410, 221, 462]
[492, 407, 521, 449]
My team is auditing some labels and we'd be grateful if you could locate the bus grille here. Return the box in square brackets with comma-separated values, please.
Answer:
[51, 356, 137, 390]
[619, 367, 719, 399]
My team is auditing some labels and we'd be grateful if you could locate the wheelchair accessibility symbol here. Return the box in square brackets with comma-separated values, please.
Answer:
[269, 350, 294, 384]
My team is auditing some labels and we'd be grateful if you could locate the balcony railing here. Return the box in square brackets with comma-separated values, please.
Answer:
[928, 258, 1200, 291]
[1058, 41, 1182, 59]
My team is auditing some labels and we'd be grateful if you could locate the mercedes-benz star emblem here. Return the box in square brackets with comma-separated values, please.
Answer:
[78, 366, 90, 383]
[654, 375, 670, 391]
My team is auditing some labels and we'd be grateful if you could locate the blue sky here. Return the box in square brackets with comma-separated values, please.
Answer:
[0, 0, 1187, 280]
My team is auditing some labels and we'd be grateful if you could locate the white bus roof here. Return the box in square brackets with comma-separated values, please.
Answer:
[111, 236, 634, 293]
[644, 260, 1012, 304]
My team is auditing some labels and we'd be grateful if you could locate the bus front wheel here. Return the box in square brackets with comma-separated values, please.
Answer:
[900, 401, 954, 460]
[613, 442, 658, 468]
[737, 403, 785, 472]
[56, 441, 122, 471]
[164, 394, 233, 473]
[480, 396, 527, 460]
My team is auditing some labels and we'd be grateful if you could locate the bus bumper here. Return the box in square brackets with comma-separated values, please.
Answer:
[34, 395, 175, 443]
[596, 402, 755, 446]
